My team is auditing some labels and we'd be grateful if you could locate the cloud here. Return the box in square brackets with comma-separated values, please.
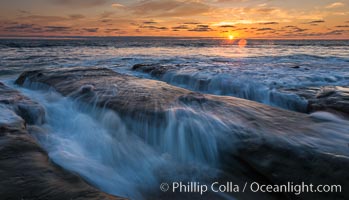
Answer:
[215, 0, 249, 2]
[44, 26, 72, 32]
[100, 11, 115, 18]
[211, 6, 288, 26]
[69, 14, 85, 20]
[2, 23, 74, 34]
[51, 0, 109, 8]
[283, 25, 298, 28]
[3, 24, 36, 32]
[219, 25, 236, 28]
[130, 0, 211, 17]
[111, 3, 125, 8]
[256, 28, 274, 31]
[139, 25, 168, 30]
[18, 10, 31, 15]
[304, 20, 325, 25]
[246, 7, 280, 15]
[188, 24, 213, 32]
[290, 28, 308, 33]
[183, 22, 201, 25]
[309, 20, 325, 23]
[100, 19, 112, 23]
[1, 0, 347, 38]
[83, 28, 99, 32]
[326, 2, 345, 9]
[104, 28, 120, 33]
[282, 25, 308, 33]
[143, 21, 157, 24]
[6, 24, 35, 29]
[19, 15, 68, 22]
[325, 29, 348, 35]
[172, 25, 189, 30]
[259, 22, 279, 25]
[104, 28, 126, 34]
[298, 29, 349, 37]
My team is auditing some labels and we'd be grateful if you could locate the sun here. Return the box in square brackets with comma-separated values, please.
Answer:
[228, 35, 234, 40]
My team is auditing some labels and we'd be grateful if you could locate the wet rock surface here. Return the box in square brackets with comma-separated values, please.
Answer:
[0, 82, 45, 125]
[282, 86, 349, 115]
[131, 63, 311, 112]
[132, 63, 175, 78]
[16, 67, 189, 118]
[0, 82, 126, 200]
[16, 67, 349, 200]
[131, 63, 349, 115]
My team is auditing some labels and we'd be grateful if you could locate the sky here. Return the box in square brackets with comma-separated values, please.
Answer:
[0, 0, 348, 39]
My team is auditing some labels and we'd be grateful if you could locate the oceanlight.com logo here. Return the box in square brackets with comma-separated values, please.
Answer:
[160, 182, 342, 195]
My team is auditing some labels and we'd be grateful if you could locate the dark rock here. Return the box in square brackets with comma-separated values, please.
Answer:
[132, 63, 156, 72]
[0, 82, 126, 200]
[16, 67, 349, 200]
[132, 63, 175, 78]
[0, 82, 45, 125]
[316, 87, 336, 98]
[178, 92, 207, 104]
[80, 84, 95, 94]
[282, 86, 349, 115]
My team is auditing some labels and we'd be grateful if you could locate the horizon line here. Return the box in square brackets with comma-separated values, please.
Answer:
[0, 35, 349, 40]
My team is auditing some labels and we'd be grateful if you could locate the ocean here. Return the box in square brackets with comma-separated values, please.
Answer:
[1, 38, 348, 111]
[0, 37, 348, 200]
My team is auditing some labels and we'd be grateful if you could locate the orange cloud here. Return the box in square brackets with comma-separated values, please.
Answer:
[0, 0, 348, 38]
[326, 2, 345, 9]
[130, 0, 212, 17]
[51, 0, 109, 8]
[111, 3, 125, 8]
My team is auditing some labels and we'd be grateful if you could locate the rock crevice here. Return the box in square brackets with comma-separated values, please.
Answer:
[0, 82, 126, 200]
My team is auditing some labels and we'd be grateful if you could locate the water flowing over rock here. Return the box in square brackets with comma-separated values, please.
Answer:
[131, 63, 310, 112]
[281, 86, 349, 116]
[16, 67, 349, 200]
[0, 82, 126, 200]
[132, 63, 173, 78]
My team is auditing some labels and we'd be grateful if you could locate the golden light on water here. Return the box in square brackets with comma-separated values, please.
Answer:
[238, 39, 247, 48]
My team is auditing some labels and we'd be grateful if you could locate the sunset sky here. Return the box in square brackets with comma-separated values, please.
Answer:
[0, 0, 348, 39]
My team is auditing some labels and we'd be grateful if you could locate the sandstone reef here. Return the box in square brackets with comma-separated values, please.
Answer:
[15, 67, 349, 200]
